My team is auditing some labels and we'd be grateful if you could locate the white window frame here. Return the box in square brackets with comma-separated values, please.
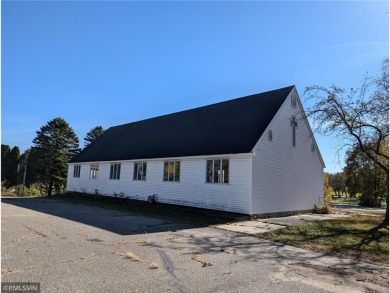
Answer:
[109, 163, 121, 180]
[163, 161, 180, 182]
[73, 165, 81, 178]
[206, 159, 229, 184]
[90, 164, 99, 179]
[133, 162, 147, 181]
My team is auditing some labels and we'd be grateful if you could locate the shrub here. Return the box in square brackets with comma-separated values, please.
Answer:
[15, 183, 45, 197]
[1, 181, 16, 196]
[314, 203, 331, 214]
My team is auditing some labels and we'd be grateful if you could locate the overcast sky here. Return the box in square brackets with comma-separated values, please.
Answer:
[2, 1, 388, 173]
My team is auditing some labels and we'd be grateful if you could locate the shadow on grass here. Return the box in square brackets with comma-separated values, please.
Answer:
[260, 216, 389, 263]
[1, 193, 245, 236]
[351, 224, 389, 249]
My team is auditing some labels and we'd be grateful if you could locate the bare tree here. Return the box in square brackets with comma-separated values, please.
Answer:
[304, 59, 389, 225]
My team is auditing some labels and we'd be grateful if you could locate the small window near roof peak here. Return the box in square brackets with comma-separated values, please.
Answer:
[268, 130, 273, 141]
[291, 93, 297, 108]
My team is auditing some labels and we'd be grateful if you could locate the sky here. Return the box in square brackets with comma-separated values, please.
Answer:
[2, 1, 389, 173]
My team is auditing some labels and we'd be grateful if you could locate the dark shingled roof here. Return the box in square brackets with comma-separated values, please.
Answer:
[70, 86, 294, 163]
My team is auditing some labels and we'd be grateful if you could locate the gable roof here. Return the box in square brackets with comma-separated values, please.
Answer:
[70, 86, 294, 163]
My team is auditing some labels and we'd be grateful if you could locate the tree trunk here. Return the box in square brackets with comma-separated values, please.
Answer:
[383, 172, 389, 226]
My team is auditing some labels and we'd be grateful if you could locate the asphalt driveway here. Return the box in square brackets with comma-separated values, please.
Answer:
[1, 197, 388, 293]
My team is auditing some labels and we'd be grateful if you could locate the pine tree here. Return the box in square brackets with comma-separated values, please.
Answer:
[1, 145, 21, 187]
[1, 144, 11, 183]
[8, 146, 21, 186]
[32, 118, 79, 196]
[84, 126, 105, 147]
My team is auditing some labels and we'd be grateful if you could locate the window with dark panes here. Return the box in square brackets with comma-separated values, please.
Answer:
[110, 163, 121, 180]
[213, 159, 221, 183]
[206, 159, 229, 184]
[133, 162, 147, 180]
[73, 165, 81, 178]
[222, 159, 229, 183]
[206, 160, 213, 183]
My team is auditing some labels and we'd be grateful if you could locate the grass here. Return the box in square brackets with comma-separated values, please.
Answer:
[54, 193, 241, 226]
[331, 197, 360, 204]
[331, 196, 387, 208]
[259, 215, 389, 263]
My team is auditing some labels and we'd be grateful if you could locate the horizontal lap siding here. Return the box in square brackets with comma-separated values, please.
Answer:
[251, 92, 324, 214]
[66, 157, 251, 214]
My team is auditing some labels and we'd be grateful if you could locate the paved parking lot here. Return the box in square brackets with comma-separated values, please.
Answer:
[1, 197, 388, 293]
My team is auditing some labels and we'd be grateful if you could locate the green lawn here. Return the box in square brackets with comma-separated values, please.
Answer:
[331, 197, 360, 204]
[259, 215, 389, 263]
[331, 196, 387, 209]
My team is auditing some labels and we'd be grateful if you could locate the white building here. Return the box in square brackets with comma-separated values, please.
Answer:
[67, 86, 325, 215]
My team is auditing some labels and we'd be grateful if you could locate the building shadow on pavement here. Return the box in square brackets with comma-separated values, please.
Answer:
[2, 196, 201, 236]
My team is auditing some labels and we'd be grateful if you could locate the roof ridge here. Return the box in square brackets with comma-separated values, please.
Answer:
[109, 85, 295, 130]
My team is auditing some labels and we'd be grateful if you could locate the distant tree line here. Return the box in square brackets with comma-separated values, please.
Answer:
[345, 144, 388, 207]
[325, 140, 388, 208]
[1, 120, 105, 196]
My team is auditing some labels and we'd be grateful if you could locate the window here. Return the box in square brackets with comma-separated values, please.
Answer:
[90, 164, 99, 179]
[110, 163, 121, 180]
[291, 93, 297, 108]
[73, 165, 81, 178]
[163, 161, 180, 182]
[133, 162, 147, 180]
[291, 116, 298, 147]
[311, 142, 315, 152]
[268, 130, 273, 141]
[206, 159, 229, 184]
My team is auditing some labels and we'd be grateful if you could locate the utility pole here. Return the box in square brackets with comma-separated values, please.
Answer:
[22, 164, 27, 196]
[18, 158, 28, 196]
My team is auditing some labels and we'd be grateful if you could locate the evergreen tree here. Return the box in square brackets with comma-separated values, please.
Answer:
[32, 118, 79, 196]
[1, 145, 20, 187]
[8, 146, 21, 186]
[1, 144, 11, 183]
[84, 126, 105, 147]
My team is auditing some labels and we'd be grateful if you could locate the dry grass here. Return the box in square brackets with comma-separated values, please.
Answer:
[260, 215, 389, 263]
[125, 252, 142, 262]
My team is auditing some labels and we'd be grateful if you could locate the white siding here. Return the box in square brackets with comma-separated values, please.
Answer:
[66, 156, 252, 214]
[251, 88, 324, 215]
